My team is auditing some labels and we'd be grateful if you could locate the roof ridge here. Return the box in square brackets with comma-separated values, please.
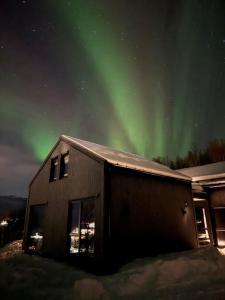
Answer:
[61, 135, 190, 181]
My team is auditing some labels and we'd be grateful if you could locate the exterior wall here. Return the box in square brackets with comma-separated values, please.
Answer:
[208, 187, 225, 207]
[108, 168, 198, 257]
[24, 141, 105, 258]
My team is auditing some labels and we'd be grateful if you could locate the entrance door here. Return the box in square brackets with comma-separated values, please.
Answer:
[27, 204, 46, 253]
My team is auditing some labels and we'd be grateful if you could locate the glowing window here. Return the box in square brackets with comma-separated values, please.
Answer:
[80, 199, 95, 254]
[68, 198, 95, 255]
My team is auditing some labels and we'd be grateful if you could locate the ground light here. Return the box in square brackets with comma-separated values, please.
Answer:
[0, 220, 8, 246]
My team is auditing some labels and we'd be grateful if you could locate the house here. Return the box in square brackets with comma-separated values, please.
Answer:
[178, 161, 225, 248]
[23, 135, 198, 262]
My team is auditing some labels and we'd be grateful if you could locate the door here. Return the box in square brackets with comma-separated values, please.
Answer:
[27, 204, 46, 253]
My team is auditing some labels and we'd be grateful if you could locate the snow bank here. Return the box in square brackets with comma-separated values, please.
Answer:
[73, 247, 225, 300]
[1, 242, 225, 299]
[0, 240, 22, 259]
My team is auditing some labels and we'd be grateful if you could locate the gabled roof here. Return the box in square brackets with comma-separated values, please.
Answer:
[62, 135, 190, 181]
[178, 161, 225, 182]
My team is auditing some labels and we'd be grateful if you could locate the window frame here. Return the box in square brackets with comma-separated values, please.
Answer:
[49, 156, 59, 182]
[60, 152, 69, 179]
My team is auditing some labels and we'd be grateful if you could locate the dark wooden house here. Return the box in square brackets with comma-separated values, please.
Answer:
[23, 135, 198, 261]
[179, 162, 225, 248]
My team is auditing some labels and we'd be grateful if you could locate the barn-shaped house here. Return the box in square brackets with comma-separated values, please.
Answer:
[179, 161, 225, 248]
[23, 135, 198, 261]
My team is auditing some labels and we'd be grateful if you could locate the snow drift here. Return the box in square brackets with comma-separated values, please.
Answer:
[1, 241, 225, 299]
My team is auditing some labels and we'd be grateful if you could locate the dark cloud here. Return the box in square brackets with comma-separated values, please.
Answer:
[0, 144, 39, 196]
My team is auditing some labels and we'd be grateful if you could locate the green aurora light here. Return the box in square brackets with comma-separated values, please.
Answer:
[1, 0, 225, 163]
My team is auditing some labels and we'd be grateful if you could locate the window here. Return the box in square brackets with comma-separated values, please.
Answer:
[28, 204, 46, 253]
[60, 152, 69, 178]
[80, 199, 95, 254]
[68, 198, 95, 255]
[68, 202, 80, 253]
[50, 157, 58, 181]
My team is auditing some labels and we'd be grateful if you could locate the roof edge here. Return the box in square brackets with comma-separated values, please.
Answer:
[63, 135, 191, 182]
[192, 173, 225, 182]
[61, 135, 106, 163]
[109, 160, 191, 182]
[30, 135, 191, 188]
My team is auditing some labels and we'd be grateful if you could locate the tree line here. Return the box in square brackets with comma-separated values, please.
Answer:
[153, 139, 225, 170]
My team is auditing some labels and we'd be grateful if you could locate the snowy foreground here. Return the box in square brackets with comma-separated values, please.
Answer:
[1, 242, 225, 300]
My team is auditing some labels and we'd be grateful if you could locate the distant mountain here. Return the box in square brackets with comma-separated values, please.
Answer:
[0, 196, 26, 218]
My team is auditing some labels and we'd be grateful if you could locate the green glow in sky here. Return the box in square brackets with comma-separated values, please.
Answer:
[57, 1, 170, 158]
[59, 1, 149, 156]
[3, 0, 224, 164]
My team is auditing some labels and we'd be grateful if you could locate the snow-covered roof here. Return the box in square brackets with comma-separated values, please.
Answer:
[200, 180, 225, 189]
[61, 135, 190, 181]
[178, 161, 225, 182]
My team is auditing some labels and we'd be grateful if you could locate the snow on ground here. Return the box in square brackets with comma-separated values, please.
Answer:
[1, 241, 225, 300]
[0, 240, 23, 260]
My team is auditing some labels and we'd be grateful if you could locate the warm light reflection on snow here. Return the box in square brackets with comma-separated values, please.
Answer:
[217, 248, 225, 255]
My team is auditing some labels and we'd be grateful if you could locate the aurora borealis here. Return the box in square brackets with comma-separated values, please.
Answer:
[1, 0, 225, 195]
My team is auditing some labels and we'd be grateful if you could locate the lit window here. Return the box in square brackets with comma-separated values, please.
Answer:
[60, 153, 69, 178]
[80, 200, 95, 254]
[50, 157, 58, 181]
[68, 198, 95, 255]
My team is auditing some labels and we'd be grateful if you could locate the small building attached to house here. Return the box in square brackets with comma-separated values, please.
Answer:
[23, 135, 198, 262]
[178, 161, 225, 248]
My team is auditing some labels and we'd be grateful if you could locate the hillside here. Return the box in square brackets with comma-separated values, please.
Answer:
[0, 195, 26, 218]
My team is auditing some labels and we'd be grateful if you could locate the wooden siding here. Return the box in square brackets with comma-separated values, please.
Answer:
[109, 169, 198, 257]
[24, 141, 104, 258]
[208, 187, 225, 207]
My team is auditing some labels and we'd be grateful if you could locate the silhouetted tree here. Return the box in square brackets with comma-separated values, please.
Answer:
[153, 139, 225, 169]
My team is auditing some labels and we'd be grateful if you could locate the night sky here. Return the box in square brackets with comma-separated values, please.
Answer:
[1, 0, 225, 196]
